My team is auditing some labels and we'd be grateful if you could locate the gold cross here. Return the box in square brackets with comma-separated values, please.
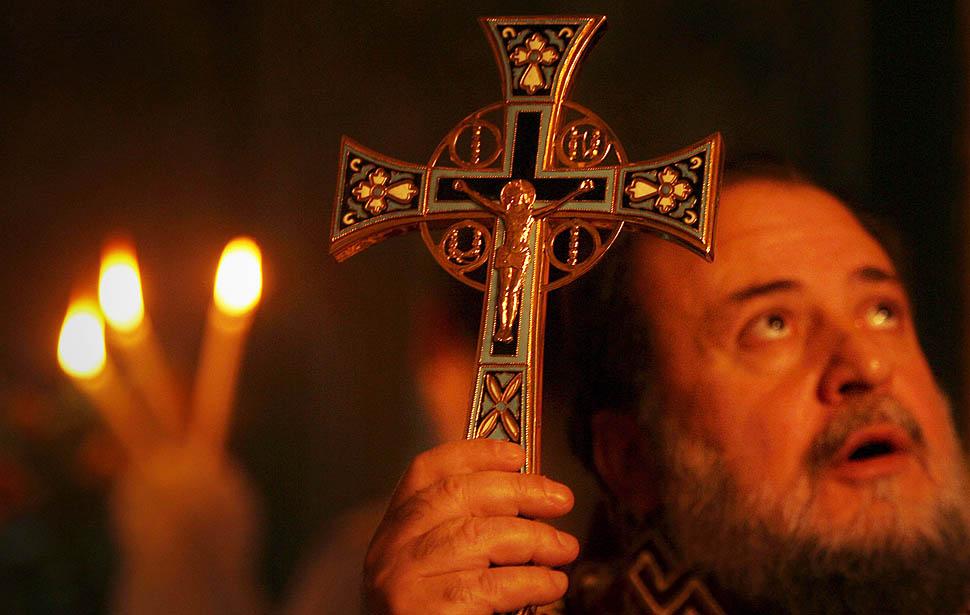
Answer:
[330, 14, 722, 480]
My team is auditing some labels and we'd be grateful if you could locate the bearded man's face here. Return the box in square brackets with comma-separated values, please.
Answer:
[658, 396, 970, 613]
[631, 179, 970, 612]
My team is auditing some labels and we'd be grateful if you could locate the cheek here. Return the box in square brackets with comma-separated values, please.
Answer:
[896, 357, 959, 463]
[681, 356, 822, 491]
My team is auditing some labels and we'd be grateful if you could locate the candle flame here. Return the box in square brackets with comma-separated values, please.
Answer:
[58, 298, 107, 379]
[99, 244, 145, 333]
[214, 237, 263, 316]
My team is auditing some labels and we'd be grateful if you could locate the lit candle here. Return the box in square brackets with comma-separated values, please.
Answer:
[190, 237, 263, 450]
[99, 241, 183, 436]
[58, 297, 146, 453]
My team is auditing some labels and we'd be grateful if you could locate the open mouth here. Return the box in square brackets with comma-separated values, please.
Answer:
[847, 439, 898, 461]
[829, 425, 915, 482]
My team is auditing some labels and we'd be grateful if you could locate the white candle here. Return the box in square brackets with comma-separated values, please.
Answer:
[99, 242, 183, 436]
[190, 237, 263, 451]
[58, 297, 146, 453]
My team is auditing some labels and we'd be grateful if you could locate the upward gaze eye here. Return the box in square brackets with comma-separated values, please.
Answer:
[865, 302, 900, 329]
[740, 312, 792, 347]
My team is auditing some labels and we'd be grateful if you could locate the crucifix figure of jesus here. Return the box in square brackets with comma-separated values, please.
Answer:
[453, 178, 594, 342]
[330, 14, 721, 479]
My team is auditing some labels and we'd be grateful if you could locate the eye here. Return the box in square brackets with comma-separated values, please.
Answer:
[739, 311, 793, 347]
[863, 301, 901, 330]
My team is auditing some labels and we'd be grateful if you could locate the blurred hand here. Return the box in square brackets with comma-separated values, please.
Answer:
[110, 443, 264, 615]
[363, 440, 578, 614]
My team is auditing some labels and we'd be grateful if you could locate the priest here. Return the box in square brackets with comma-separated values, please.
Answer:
[361, 163, 970, 614]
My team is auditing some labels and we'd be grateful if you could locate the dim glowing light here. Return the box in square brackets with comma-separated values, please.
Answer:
[213, 237, 263, 316]
[58, 298, 107, 379]
[99, 245, 144, 333]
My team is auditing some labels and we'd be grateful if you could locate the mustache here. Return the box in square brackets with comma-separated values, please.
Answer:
[806, 396, 926, 471]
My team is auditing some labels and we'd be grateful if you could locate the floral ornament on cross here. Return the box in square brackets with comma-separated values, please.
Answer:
[509, 32, 560, 95]
[476, 373, 522, 442]
[624, 165, 694, 214]
[351, 167, 419, 216]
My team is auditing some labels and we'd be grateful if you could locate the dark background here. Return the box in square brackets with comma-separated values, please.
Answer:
[1, 1, 966, 611]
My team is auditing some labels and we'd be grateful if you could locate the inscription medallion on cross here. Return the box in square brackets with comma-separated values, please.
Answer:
[330, 15, 722, 476]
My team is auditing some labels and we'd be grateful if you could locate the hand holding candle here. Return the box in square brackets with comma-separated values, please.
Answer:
[56, 234, 267, 614]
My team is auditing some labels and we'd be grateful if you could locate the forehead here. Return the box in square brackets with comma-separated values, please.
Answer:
[714, 179, 881, 251]
[631, 179, 895, 310]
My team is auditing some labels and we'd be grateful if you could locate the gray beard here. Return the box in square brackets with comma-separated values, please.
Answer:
[656, 398, 970, 615]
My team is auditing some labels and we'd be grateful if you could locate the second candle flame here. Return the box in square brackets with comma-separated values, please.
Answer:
[214, 237, 263, 317]
[99, 244, 145, 334]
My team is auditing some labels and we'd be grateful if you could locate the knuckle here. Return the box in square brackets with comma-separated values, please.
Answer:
[527, 520, 549, 545]
[475, 568, 503, 597]
[405, 450, 433, 486]
[533, 475, 563, 504]
[530, 473, 550, 492]
[411, 517, 490, 562]
[510, 474, 533, 503]
[538, 566, 561, 589]
[540, 519, 562, 540]
[438, 475, 466, 504]
[459, 517, 487, 544]
[390, 492, 432, 528]
[410, 527, 442, 560]
[443, 577, 477, 606]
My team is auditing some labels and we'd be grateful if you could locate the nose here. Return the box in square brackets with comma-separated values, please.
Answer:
[817, 327, 894, 405]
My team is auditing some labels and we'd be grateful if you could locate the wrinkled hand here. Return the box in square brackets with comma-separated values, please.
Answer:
[363, 440, 578, 614]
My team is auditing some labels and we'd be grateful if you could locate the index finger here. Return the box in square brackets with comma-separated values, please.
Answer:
[390, 440, 525, 510]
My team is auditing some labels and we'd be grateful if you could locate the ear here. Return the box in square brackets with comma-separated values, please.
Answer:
[590, 410, 660, 515]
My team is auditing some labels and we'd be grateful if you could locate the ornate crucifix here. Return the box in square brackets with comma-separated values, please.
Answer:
[330, 15, 722, 474]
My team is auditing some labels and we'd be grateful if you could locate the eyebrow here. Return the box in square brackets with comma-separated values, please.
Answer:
[852, 266, 898, 283]
[728, 280, 800, 303]
[727, 266, 901, 304]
